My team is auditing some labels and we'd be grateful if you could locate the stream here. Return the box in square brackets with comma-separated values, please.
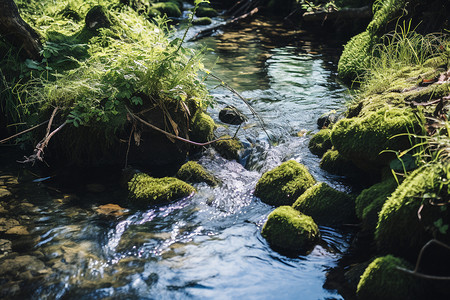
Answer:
[0, 15, 354, 299]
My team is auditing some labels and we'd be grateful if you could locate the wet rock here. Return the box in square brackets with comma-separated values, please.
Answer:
[219, 105, 248, 125]
[255, 160, 316, 206]
[262, 206, 320, 253]
[292, 182, 356, 226]
[213, 135, 244, 160]
[0, 218, 20, 233]
[95, 203, 128, 217]
[192, 17, 212, 26]
[176, 161, 218, 186]
[0, 239, 12, 257]
[317, 112, 340, 129]
[0, 188, 12, 200]
[128, 173, 195, 207]
[0, 254, 48, 278]
[5, 226, 29, 236]
[0, 204, 7, 214]
[195, 6, 218, 18]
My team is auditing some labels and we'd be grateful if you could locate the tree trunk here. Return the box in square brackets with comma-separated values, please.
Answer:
[0, 0, 41, 60]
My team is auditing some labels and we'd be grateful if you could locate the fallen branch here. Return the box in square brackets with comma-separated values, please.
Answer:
[302, 6, 371, 23]
[206, 72, 272, 142]
[397, 239, 450, 280]
[126, 107, 233, 147]
[189, 7, 259, 41]
[0, 120, 48, 144]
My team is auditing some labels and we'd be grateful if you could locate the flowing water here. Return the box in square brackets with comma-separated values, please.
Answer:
[0, 16, 355, 299]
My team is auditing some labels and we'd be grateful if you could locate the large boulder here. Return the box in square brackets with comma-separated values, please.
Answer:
[375, 163, 450, 259]
[356, 255, 419, 300]
[292, 182, 356, 226]
[128, 173, 195, 207]
[254, 160, 316, 206]
[261, 206, 320, 252]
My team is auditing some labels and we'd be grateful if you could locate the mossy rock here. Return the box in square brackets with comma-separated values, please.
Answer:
[375, 163, 450, 259]
[151, 2, 182, 18]
[356, 255, 419, 300]
[128, 173, 195, 207]
[195, 6, 218, 18]
[176, 161, 218, 186]
[192, 17, 212, 26]
[367, 0, 406, 35]
[319, 149, 359, 176]
[85, 5, 111, 31]
[59, 7, 82, 21]
[308, 129, 332, 157]
[213, 135, 243, 160]
[337, 31, 377, 83]
[292, 182, 356, 226]
[255, 160, 316, 206]
[355, 177, 398, 232]
[261, 206, 320, 252]
[330, 106, 424, 169]
[190, 112, 215, 143]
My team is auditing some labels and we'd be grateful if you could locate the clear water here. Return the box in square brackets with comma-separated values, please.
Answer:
[0, 17, 354, 299]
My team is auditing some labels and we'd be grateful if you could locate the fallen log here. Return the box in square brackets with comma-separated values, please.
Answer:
[189, 7, 259, 41]
[302, 6, 371, 23]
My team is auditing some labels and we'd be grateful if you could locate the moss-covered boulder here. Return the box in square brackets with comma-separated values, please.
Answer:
[308, 129, 333, 157]
[195, 6, 218, 18]
[151, 2, 182, 18]
[355, 177, 398, 232]
[255, 160, 316, 206]
[128, 173, 195, 207]
[337, 31, 376, 83]
[330, 107, 423, 170]
[192, 17, 212, 26]
[375, 163, 450, 258]
[292, 183, 356, 226]
[319, 149, 359, 176]
[176, 161, 218, 186]
[213, 135, 243, 160]
[261, 206, 320, 252]
[356, 255, 419, 300]
[190, 112, 215, 143]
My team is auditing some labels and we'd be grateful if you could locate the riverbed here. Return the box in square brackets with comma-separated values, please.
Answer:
[0, 15, 354, 299]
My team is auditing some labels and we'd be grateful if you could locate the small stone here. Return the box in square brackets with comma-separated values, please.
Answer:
[0, 218, 20, 233]
[0, 239, 12, 253]
[0, 188, 12, 199]
[95, 204, 128, 217]
[5, 226, 30, 236]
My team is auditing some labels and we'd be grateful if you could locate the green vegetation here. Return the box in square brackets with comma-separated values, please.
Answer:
[176, 161, 218, 186]
[261, 206, 320, 252]
[190, 112, 216, 143]
[355, 177, 398, 232]
[292, 182, 356, 226]
[356, 255, 419, 300]
[128, 173, 195, 206]
[255, 160, 316, 206]
[0, 0, 215, 165]
[319, 149, 359, 176]
[308, 129, 332, 157]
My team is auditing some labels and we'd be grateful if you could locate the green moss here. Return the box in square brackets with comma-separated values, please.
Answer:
[375, 163, 450, 258]
[192, 17, 212, 26]
[195, 6, 218, 18]
[190, 112, 215, 143]
[176, 161, 218, 186]
[255, 160, 316, 206]
[292, 183, 356, 226]
[367, 0, 406, 35]
[356, 255, 418, 300]
[128, 173, 195, 206]
[338, 31, 377, 82]
[151, 2, 182, 18]
[319, 149, 359, 176]
[330, 106, 424, 169]
[308, 129, 333, 157]
[355, 177, 398, 232]
[213, 135, 243, 160]
[261, 206, 320, 252]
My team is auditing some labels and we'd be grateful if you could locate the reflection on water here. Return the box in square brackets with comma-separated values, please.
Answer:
[0, 16, 353, 299]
